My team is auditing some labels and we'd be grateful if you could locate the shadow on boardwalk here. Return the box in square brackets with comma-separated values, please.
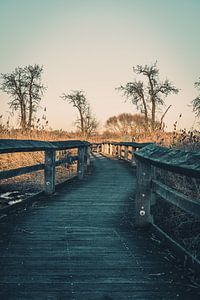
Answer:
[0, 153, 200, 299]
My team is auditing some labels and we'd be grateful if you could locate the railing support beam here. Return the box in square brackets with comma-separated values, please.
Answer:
[135, 158, 153, 226]
[78, 146, 86, 179]
[44, 150, 56, 194]
[124, 146, 128, 160]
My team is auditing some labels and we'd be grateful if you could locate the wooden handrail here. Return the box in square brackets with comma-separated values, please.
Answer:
[0, 139, 91, 194]
[133, 143, 200, 225]
[134, 143, 200, 178]
[95, 141, 200, 270]
[92, 141, 152, 165]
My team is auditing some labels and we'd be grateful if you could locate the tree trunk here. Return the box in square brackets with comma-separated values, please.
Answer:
[78, 108, 85, 135]
[20, 98, 27, 130]
[28, 75, 34, 129]
[148, 74, 155, 132]
[141, 94, 149, 130]
[28, 102, 32, 129]
[151, 99, 156, 131]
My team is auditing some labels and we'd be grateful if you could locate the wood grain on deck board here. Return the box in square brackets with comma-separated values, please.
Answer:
[0, 153, 199, 299]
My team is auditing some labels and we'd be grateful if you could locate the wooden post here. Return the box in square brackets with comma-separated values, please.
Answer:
[118, 145, 121, 159]
[78, 146, 85, 179]
[86, 146, 91, 171]
[44, 150, 56, 194]
[104, 143, 107, 154]
[150, 165, 157, 224]
[113, 144, 116, 156]
[131, 147, 136, 166]
[115, 145, 118, 157]
[110, 144, 113, 156]
[113, 145, 115, 156]
[119, 145, 122, 159]
[103, 143, 106, 154]
[106, 143, 109, 155]
[124, 146, 128, 160]
[84, 146, 88, 171]
[101, 143, 105, 153]
[134, 158, 153, 226]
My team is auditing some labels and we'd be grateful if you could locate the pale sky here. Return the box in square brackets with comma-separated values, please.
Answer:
[0, 0, 200, 131]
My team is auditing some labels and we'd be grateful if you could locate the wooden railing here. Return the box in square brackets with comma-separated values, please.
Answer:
[95, 141, 200, 270]
[0, 139, 90, 194]
[133, 144, 200, 224]
[134, 144, 200, 270]
[92, 141, 151, 164]
[1, 139, 200, 269]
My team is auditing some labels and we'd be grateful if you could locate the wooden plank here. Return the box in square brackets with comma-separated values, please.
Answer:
[131, 147, 136, 166]
[135, 144, 200, 178]
[135, 158, 154, 226]
[118, 142, 152, 149]
[0, 139, 55, 154]
[124, 146, 128, 160]
[0, 164, 44, 180]
[0, 156, 76, 181]
[152, 179, 200, 217]
[44, 150, 56, 194]
[50, 140, 90, 150]
[77, 147, 85, 179]
[0, 139, 90, 154]
[0, 153, 199, 299]
[86, 147, 91, 171]
[55, 155, 78, 166]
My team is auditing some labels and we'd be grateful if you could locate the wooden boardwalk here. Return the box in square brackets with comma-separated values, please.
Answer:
[0, 153, 199, 299]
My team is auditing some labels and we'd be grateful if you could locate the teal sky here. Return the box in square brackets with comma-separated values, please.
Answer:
[0, 0, 200, 131]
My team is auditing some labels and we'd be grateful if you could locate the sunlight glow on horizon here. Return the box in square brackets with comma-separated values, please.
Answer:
[0, 0, 200, 131]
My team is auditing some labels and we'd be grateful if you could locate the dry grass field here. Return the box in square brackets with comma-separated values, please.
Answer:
[0, 129, 80, 208]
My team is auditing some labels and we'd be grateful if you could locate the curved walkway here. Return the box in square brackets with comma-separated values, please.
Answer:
[0, 153, 199, 299]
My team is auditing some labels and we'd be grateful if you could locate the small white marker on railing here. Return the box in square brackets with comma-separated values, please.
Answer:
[140, 206, 146, 216]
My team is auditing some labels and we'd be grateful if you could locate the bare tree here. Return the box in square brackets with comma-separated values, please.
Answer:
[84, 106, 99, 137]
[105, 113, 149, 137]
[61, 90, 98, 137]
[25, 65, 45, 128]
[117, 62, 179, 131]
[192, 78, 200, 117]
[1, 64, 45, 130]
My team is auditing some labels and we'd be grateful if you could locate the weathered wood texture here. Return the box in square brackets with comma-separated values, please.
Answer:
[0, 154, 199, 299]
[44, 150, 56, 194]
[0, 139, 89, 154]
[134, 144, 200, 222]
[0, 139, 90, 194]
[98, 142, 200, 270]
[134, 143, 200, 269]
[100, 141, 152, 163]
[0, 139, 55, 153]
[0, 164, 45, 180]
[134, 143, 200, 178]
[50, 140, 90, 150]
[77, 147, 86, 180]
[152, 179, 200, 218]
[134, 159, 154, 226]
